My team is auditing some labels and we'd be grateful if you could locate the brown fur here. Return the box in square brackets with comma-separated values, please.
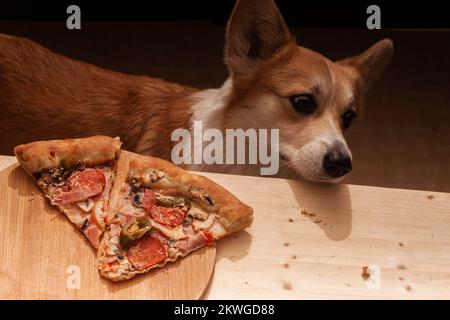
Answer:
[0, 34, 197, 156]
[0, 0, 393, 181]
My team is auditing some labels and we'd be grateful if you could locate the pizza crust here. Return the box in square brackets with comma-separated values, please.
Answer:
[98, 153, 253, 281]
[14, 135, 122, 176]
[127, 154, 253, 236]
[13, 138, 253, 282]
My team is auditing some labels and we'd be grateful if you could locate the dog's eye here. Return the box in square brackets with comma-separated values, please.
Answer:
[341, 111, 356, 129]
[289, 94, 316, 114]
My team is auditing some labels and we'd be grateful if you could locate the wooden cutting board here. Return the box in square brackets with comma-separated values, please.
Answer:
[3, 154, 450, 299]
[0, 152, 216, 300]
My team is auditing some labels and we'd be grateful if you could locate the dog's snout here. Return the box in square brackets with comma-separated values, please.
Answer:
[322, 142, 352, 178]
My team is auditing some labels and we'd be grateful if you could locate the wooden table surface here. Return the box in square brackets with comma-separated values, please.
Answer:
[1, 155, 450, 299]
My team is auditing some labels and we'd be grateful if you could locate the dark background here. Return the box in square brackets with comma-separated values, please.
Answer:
[1, 0, 450, 29]
[0, 1, 449, 192]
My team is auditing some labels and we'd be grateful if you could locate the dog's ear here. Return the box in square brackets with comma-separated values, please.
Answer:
[225, 0, 293, 78]
[339, 39, 394, 91]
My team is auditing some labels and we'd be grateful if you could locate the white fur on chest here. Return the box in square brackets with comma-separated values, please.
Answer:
[186, 79, 232, 173]
[183, 78, 279, 177]
[190, 78, 232, 130]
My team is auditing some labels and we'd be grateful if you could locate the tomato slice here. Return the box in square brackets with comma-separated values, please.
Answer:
[203, 230, 215, 245]
[142, 190, 186, 228]
[55, 169, 106, 204]
[127, 236, 167, 271]
[67, 169, 106, 193]
[150, 206, 186, 228]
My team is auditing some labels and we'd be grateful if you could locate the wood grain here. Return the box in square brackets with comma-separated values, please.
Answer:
[201, 173, 450, 299]
[2, 156, 450, 299]
[0, 157, 216, 300]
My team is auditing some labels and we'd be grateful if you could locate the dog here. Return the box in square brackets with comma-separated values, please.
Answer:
[0, 0, 393, 182]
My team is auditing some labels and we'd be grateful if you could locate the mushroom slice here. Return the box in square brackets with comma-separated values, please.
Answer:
[187, 204, 209, 220]
[192, 214, 215, 231]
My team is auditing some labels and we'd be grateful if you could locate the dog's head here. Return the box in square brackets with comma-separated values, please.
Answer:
[223, 0, 393, 182]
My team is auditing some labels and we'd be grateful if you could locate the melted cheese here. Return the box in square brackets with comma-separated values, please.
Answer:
[188, 203, 209, 220]
[76, 198, 95, 212]
[192, 214, 215, 231]
[60, 205, 87, 227]
[209, 221, 227, 239]
[151, 221, 187, 240]
[92, 200, 105, 229]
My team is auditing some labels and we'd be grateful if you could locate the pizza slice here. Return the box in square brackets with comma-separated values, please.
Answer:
[98, 154, 253, 281]
[14, 135, 121, 248]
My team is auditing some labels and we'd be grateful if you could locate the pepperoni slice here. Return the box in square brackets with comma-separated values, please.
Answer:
[142, 190, 186, 228]
[127, 236, 167, 271]
[54, 169, 106, 204]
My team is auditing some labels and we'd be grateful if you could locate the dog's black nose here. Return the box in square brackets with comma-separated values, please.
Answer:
[322, 143, 352, 178]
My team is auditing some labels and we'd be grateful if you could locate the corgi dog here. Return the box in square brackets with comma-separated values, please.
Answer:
[0, 0, 393, 182]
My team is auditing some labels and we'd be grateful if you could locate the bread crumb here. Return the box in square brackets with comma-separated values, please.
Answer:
[397, 264, 407, 270]
[313, 218, 322, 224]
[288, 218, 294, 223]
[361, 266, 371, 280]
[292, 255, 297, 260]
[398, 242, 404, 247]
[301, 209, 316, 217]
[398, 277, 405, 281]
[282, 281, 292, 290]
[405, 285, 412, 292]
[427, 195, 435, 200]
[284, 263, 290, 269]
[284, 242, 290, 247]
